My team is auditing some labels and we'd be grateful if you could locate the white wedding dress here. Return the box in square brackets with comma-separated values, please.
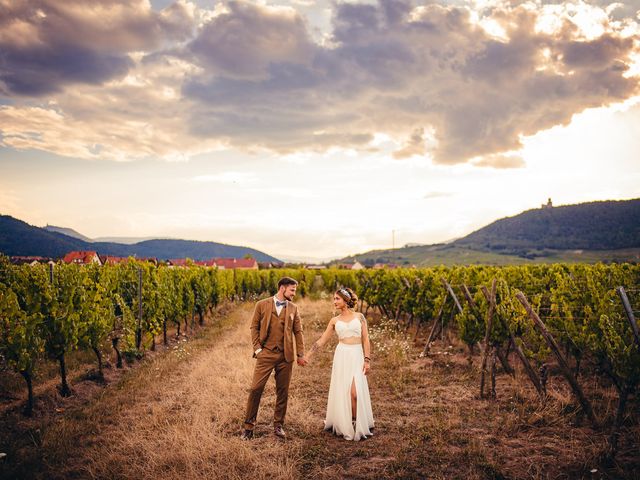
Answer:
[323, 313, 374, 441]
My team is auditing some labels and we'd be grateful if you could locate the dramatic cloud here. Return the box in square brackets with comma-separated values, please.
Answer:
[188, 1, 315, 78]
[180, 0, 640, 164]
[0, 0, 639, 165]
[0, 0, 194, 95]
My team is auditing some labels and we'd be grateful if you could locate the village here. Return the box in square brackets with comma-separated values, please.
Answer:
[6, 251, 402, 270]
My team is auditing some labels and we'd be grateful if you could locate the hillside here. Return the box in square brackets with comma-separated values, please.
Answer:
[455, 198, 640, 253]
[100, 238, 280, 262]
[337, 198, 640, 266]
[0, 215, 281, 262]
[43, 225, 171, 244]
[43, 224, 93, 242]
[0, 215, 87, 258]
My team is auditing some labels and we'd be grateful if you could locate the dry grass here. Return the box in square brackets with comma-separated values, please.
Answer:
[1, 298, 638, 480]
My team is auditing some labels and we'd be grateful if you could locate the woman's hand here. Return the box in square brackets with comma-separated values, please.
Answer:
[363, 359, 370, 375]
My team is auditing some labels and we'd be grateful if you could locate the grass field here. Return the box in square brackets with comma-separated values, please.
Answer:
[1, 298, 638, 479]
[341, 244, 640, 267]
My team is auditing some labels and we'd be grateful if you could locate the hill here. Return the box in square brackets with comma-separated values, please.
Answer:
[455, 198, 640, 254]
[42, 225, 175, 244]
[43, 224, 94, 242]
[0, 215, 281, 262]
[337, 198, 640, 266]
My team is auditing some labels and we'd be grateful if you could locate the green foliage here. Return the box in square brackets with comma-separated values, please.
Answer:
[0, 282, 44, 374]
[76, 263, 115, 363]
[1, 257, 639, 414]
[599, 313, 640, 387]
[457, 290, 485, 348]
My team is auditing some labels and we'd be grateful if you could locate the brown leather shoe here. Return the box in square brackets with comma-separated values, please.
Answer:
[240, 429, 253, 440]
[274, 425, 286, 439]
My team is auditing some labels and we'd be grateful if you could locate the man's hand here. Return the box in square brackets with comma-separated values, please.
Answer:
[297, 357, 308, 367]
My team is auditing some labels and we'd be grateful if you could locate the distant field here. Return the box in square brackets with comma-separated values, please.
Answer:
[342, 244, 640, 267]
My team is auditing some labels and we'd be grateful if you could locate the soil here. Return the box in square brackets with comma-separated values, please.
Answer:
[0, 298, 637, 479]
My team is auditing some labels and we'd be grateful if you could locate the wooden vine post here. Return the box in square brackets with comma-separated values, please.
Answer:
[420, 300, 447, 357]
[617, 287, 640, 351]
[420, 279, 464, 358]
[479, 279, 497, 399]
[605, 286, 639, 460]
[461, 283, 514, 374]
[484, 289, 544, 398]
[442, 278, 464, 315]
[135, 266, 143, 350]
[460, 284, 483, 363]
[516, 291, 599, 428]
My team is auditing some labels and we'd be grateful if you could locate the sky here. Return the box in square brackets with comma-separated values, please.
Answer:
[1, 0, 639, 262]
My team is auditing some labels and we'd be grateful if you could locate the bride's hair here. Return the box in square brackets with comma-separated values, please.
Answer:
[335, 287, 358, 309]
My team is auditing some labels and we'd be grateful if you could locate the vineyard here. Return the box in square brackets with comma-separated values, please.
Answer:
[319, 263, 640, 460]
[1, 256, 639, 477]
[0, 255, 315, 414]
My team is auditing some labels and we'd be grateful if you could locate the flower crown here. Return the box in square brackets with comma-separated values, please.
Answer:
[338, 288, 351, 299]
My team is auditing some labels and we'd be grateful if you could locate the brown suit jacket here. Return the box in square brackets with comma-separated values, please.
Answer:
[251, 297, 304, 363]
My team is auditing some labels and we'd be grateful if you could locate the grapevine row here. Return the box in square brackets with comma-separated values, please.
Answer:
[0, 255, 315, 415]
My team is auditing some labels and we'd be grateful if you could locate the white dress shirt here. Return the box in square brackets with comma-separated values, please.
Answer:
[273, 295, 287, 316]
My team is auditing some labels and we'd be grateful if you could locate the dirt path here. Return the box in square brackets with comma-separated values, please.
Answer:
[1, 298, 638, 479]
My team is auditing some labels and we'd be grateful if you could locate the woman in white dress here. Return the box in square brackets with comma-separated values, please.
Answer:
[303, 287, 374, 440]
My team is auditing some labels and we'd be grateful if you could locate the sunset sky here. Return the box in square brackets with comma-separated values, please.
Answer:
[1, 0, 639, 261]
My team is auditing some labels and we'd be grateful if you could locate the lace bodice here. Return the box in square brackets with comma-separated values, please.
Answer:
[335, 315, 362, 340]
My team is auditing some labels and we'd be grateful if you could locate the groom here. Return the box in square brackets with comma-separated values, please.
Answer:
[241, 276, 306, 440]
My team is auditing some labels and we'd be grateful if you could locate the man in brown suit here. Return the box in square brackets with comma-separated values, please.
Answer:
[241, 276, 306, 440]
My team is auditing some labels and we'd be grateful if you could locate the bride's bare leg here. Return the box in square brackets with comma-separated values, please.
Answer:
[350, 379, 357, 421]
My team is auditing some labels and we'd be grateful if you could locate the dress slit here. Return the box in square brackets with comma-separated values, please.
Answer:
[350, 376, 357, 420]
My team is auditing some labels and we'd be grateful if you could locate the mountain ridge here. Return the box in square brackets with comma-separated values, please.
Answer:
[336, 198, 640, 266]
[0, 215, 281, 263]
[454, 198, 640, 253]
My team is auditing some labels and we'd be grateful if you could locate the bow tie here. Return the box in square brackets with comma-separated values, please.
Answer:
[276, 300, 287, 307]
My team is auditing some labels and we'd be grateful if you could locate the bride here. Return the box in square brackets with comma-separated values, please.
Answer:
[303, 287, 374, 440]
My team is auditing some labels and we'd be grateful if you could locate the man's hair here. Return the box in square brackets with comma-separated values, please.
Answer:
[278, 276, 298, 288]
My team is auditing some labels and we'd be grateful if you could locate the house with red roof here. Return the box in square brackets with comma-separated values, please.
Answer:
[168, 257, 258, 269]
[194, 259, 218, 267]
[213, 257, 259, 269]
[62, 251, 102, 265]
[101, 255, 128, 265]
[10, 256, 52, 266]
[167, 258, 191, 267]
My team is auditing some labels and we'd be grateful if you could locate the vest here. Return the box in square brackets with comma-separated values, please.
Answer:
[264, 304, 286, 351]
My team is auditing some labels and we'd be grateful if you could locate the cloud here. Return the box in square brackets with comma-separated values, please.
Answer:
[0, 0, 639, 165]
[0, 0, 194, 95]
[179, 0, 640, 162]
[472, 152, 526, 169]
[393, 127, 426, 159]
[187, 1, 314, 78]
